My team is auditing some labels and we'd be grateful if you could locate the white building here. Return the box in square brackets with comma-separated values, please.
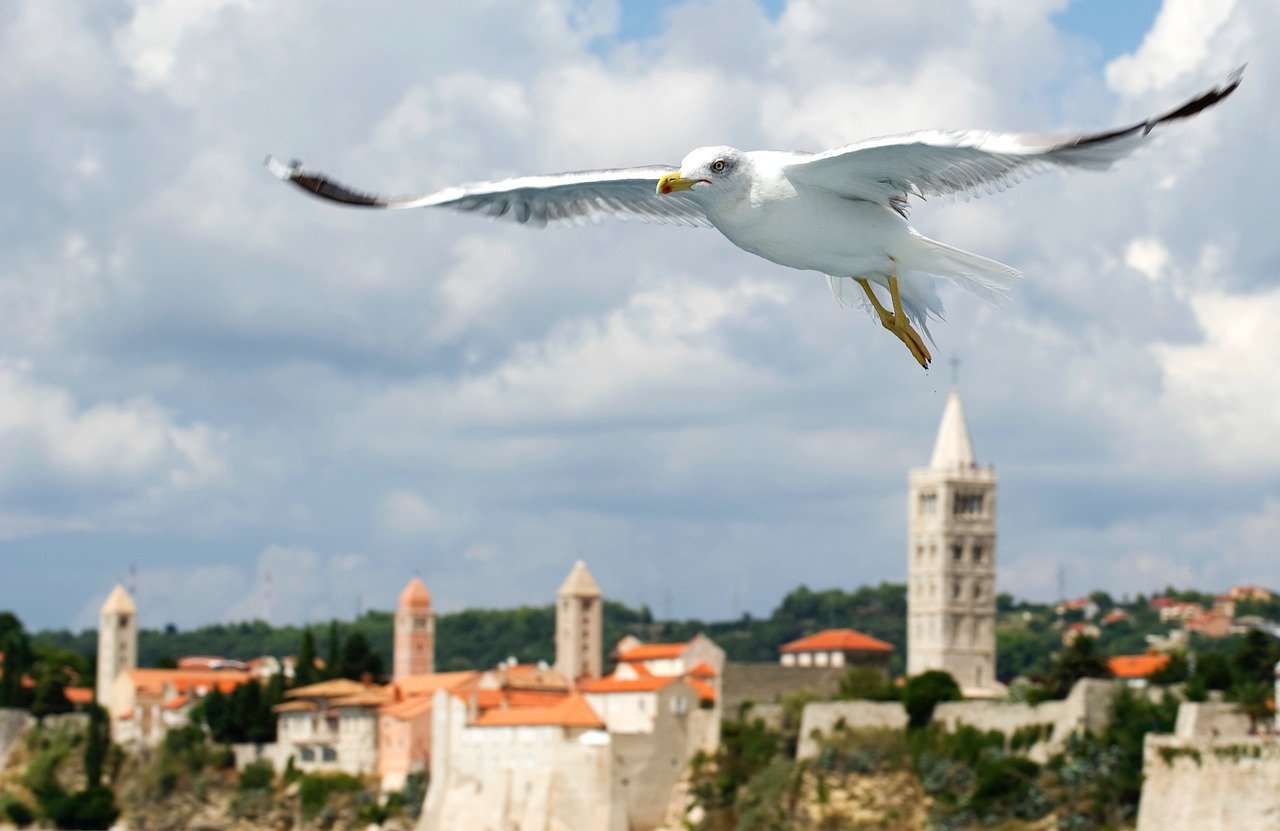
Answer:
[96, 585, 137, 713]
[272, 678, 389, 775]
[907, 387, 1001, 696]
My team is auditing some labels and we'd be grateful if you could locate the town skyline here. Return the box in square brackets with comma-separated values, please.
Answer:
[4, 0, 1277, 634]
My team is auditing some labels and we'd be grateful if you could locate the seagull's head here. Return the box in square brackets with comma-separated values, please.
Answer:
[656, 146, 748, 201]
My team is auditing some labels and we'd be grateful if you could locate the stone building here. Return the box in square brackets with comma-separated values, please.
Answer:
[96, 585, 137, 712]
[554, 560, 602, 686]
[273, 678, 390, 775]
[907, 387, 1000, 695]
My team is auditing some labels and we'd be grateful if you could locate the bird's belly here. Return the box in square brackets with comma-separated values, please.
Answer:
[710, 196, 908, 277]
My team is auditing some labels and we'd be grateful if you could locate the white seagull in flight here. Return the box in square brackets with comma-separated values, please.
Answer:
[268, 68, 1242, 369]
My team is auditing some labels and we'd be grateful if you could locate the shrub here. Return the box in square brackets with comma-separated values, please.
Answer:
[1, 793, 36, 827]
[49, 786, 120, 831]
[903, 670, 962, 729]
[238, 758, 275, 791]
[298, 772, 363, 819]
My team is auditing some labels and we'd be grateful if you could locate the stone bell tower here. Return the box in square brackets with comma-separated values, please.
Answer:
[907, 387, 998, 695]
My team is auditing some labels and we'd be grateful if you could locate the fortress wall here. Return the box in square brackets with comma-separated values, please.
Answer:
[1137, 735, 1280, 831]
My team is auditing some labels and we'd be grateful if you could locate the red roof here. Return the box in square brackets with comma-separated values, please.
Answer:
[64, 688, 94, 705]
[686, 661, 718, 679]
[688, 679, 716, 702]
[1107, 654, 1171, 679]
[780, 629, 893, 654]
[617, 642, 687, 662]
[471, 693, 604, 729]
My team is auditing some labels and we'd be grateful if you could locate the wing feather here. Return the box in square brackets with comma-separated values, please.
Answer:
[783, 66, 1243, 212]
[264, 157, 711, 228]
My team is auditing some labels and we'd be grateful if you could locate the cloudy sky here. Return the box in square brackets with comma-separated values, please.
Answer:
[2, 0, 1275, 634]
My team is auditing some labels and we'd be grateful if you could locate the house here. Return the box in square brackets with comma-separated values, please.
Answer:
[779, 628, 893, 671]
[1101, 609, 1130, 626]
[1108, 654, 1171, 686]
[1063, 621, 1101, 646]
[1185, 612, 1232, 638]
[110, 668, 254, 744]
[273, 678, 392, 775]
[378, 670, 479, 790]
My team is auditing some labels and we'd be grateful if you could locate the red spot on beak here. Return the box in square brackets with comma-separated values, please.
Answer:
[660, 184, 673, 194]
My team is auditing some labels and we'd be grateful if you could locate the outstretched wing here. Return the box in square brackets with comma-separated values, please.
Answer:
[783, 66, 1243, 215]
[264, 157, 710, 228]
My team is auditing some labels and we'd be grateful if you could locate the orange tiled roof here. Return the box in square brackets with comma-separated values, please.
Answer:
[472, 693, 604, 729]
[780, 629, 893, 654]
[64, 688, 94, 705]
[688, 679, 716, 702]
[121, 668, 254, 696]
[381, 695, 435, 720]
[162, 695, 189, 711]
[285, 678, 370, 699]
[617, 642, 687, 661]
[1107, 654, 1171, 679]
[272, 700, 318, 713]
[686, 661, 718, 679]
[331, 688, 395, 708]
[394, 671, 480, 698]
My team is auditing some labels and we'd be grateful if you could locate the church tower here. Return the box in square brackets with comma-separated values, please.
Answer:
[907, 388, 998, 695]
[394, 577, 435, 679]
[554, 560, 602, 687]
[96, 585, 137, 710]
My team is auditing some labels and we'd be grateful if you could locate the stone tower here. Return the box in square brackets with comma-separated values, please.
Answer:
[96, 584, 137, 710]
[394, 576, 435, 680]
[554, 560, 602, 687]
[907, 389, 998, 695]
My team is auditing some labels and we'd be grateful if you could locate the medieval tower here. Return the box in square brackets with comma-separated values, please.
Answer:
[907, 388, 998, 695]
[96, 584, 137, 710]
[554, 560, 602, 686]
[394, 576, 435, 680]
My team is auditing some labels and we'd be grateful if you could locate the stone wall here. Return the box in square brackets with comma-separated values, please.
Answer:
[721, 662, 848, 717]
[0, 708, 33, 769]
[1137, 735, 1280, 831]
[798, 679, 1125, 763]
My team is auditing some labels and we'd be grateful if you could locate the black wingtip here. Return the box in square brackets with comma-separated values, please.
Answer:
[1142, 65, 1245, 135]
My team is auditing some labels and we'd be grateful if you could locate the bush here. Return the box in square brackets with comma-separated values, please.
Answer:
[1, 793, 36, 827]
[238, 758, 274, 791]
[50, 786, 120, 831]
[298, 772, 363, 819]
[903, 670, 962, 729]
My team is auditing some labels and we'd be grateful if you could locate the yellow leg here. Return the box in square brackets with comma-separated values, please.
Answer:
[856, 275, 932, 369]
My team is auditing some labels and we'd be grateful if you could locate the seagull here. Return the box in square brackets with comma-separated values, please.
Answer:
[267, 67, 1242, 369]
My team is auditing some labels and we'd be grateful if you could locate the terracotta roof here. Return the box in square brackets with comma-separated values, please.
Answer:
[580, 675, 677, 694]
[686, 661, 718, 679]
[399, 577, 432, 611]
[64, 688, 94, 705]
[162, 695, 189, 711]
[332, 689, 395, 708]
[285, 678, 370, 699]
[688, 679, 716, 702]
[381, 696, 435, 720]
[617, 643, 687, 662]
[272, 700, 318, 713]
[121, 668, 254, 696]
[472, 693, 604, 729]
[779, 629, 893, 654]
[394, 671, 480, 698]
[1107, 654, 1171, 679]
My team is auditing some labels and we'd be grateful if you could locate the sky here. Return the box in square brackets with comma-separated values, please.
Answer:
[1, 0, 1276, 634]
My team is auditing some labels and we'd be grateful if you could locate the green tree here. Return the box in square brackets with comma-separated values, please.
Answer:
[295, 628, 319, 688]
[1232, 628, 1280, 684]
[83, 703, 111, 787]
[336, 632, 383, 681]
[1045, 635, 1111, 699]
[836, 666, 898, 701]
[0, 619, 34, 708]
[902, 670, 961, 729]
[29, 666, 72, 719]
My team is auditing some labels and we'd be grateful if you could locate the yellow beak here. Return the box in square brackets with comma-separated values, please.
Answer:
[657, 172, 696, 195]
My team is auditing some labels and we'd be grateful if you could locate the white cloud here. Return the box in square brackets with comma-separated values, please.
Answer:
[378, 490, 445, 537]
[1106, 0, 1238, 96]
[1125, 237, 1171, 282]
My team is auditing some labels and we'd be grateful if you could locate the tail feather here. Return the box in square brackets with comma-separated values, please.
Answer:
[903, 236, 1021, 306]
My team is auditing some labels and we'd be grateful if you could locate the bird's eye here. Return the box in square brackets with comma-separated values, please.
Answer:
[711, 159, 726, 173]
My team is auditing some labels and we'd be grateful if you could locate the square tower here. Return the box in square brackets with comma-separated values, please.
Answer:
[394, 577, 435, 680]
[907, 390, 998, 695]
[96, 584, 137, 710]
[555, 560, 602, 687]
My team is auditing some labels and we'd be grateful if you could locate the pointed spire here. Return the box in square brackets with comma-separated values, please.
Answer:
[399, 576, 431, 610]
[101, 584, 136, 615]
[929, 389, 976, 470]
[558, 560, 601, 598]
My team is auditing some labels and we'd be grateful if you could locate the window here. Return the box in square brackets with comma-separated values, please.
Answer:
[953, 492, 984, 515]
[918, 492, 938, 516]
[973, 544, 984, 564]
[951, 544, 963, 563]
